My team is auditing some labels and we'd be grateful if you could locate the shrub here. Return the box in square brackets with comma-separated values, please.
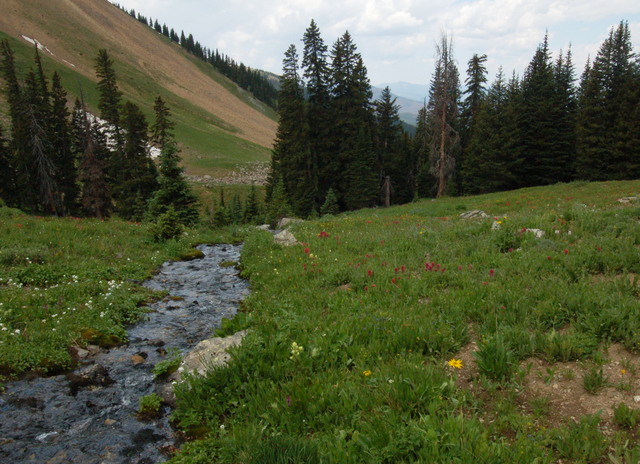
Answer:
[150, 206, 183, 242]
[138, 393, 163, 419]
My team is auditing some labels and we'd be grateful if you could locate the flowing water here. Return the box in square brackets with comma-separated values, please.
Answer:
[0, 244, 249, 463]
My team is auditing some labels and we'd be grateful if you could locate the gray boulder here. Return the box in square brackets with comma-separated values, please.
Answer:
[274, 229, 298, 246]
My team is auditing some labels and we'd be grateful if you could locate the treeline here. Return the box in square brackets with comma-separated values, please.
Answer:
[0, 40, 198, 232]
[111, 2, 278, 109]
[269, 20, 640, 217]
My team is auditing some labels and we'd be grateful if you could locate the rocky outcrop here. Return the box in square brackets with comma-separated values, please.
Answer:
[178, 330, 248, 377]
[274, 229, 299, 246]
[277, 217, 303, 229]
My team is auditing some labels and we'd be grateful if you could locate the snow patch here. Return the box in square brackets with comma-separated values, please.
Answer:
[84, 112, 161, 159]
[21, 35, 54, 56]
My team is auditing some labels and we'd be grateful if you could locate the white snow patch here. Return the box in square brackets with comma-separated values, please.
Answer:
[21, 35, 54, 56]
[62, 59, 77, 68]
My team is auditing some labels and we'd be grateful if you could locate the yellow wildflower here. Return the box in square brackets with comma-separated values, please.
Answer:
[363, 370, 372, 376]
[447, 358, 463, 369]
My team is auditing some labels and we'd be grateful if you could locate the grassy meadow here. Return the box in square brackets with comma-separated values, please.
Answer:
[2, 180, 640, 462]
[0, 206, 243, 377]
[169, 180, 640, 463]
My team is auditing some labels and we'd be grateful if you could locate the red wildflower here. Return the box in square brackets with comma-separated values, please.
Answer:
[367, 269, 373, 277]
[304, 247, 310, 254]
[564, 249, 569, 255]
[489, 269, 495, 277]
[318, 231, 329, 238]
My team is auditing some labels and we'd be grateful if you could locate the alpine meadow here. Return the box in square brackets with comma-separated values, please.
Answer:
[1, 1, 640, 463]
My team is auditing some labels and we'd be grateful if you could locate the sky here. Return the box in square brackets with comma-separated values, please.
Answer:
[116, 0, 640, 98]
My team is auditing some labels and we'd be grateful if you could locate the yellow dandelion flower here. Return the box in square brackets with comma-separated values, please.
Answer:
[447, 358, 463, 369]
[621, 369, 627, 375]
[363, 370, 372, 376]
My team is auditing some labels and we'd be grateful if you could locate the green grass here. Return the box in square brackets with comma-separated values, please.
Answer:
[0, 206, 241, 377]
[0, 30, 272, 176]
[167, 179, 640, 463]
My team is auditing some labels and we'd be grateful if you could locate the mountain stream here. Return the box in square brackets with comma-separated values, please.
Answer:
[0, 244, 249, 463]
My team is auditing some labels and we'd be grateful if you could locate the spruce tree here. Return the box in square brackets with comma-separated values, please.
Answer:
[242, 184, 261, 224]
[115, 101, 157, 220]
[576, 21, 639, 180]
[374, 86, 408, 203]
[269, 44, 315, 217]
[0, 123, 14, 205]
[50, 72, 78, 214]
[95, 49, 123, 153]
[301, 20, 331, 207]
[329, 31, 377, 210]
[414, 103, 436, 198]
[150, 96, 175, 149]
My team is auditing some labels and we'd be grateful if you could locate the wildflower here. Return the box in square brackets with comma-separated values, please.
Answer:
[318, 231, 329, 238]
[304, 247, 310, 254]
[621, 369, 627, 375]
[289, 341, 304, 360]
[489, 269, 495, 277]
[367, 269, 373, 277]
[363, 370, 372, 376]
[564, 249, 569, 255]
[447, 358, 463, 369]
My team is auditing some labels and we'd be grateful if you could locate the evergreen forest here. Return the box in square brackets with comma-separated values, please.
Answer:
[267, 20, 640, 217]
[0, 41, 199, 233]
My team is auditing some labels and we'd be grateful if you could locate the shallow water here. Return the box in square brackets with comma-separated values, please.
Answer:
[0, 244, 249, 463]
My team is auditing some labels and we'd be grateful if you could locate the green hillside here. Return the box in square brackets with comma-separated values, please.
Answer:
[0, 0, 277, 178]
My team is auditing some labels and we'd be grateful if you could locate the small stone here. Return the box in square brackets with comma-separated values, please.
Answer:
[526, 228, 545, 238]
[36, 431, 59, 443]
[104, 419, 116, 426]
[146, 339, 165, 347]
[459, 210, 489, 220]
[131, 355, 146, 365]
[634, 396, 640, 403]
[491, 221, 501, 230]
[256, 224, 270, 231]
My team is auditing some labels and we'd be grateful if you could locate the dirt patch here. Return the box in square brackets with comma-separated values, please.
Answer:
[520, 344, 640, 427]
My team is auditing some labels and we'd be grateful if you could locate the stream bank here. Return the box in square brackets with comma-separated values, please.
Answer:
[0, 244, 249, 463]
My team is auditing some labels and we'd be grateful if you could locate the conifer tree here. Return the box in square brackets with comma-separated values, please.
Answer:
[301, 20, 331, 207]
[329, 31, 377, 209]
[269, 44, 314, 216]
[242, 184, 261, 224]
[266, 177, 293, 226]
[146, 97, 198, 226]
[427, 34, 460, 197]
[50, 72, 78, 214]
[115, 101, 157, 220]
[95, 49, 123, 152]
[374, 86, 408, 203]
[0, 123, 13, 205]
[414, 103, 436, 198]
[77, 102, 112, 219]
[320, 187, 340, 216]
[576, 21, 639, 180]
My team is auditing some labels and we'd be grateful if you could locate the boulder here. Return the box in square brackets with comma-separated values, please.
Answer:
[459, 210, 489, 220]
[67, 364, 114, 395]
[274, 229, 298, 246]
[256, 224, 271, 231]
[618, 197, 637, 204]
[178, 330, 248, 377]
[277, 217, 303, 229]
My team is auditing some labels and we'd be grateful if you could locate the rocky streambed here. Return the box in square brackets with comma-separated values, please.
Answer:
[0, 244, 249, 463]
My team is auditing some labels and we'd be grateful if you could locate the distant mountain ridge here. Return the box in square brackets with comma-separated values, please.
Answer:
[372, 82, 428, 128]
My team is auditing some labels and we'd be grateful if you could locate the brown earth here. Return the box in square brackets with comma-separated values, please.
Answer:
[451, 338, 640, 431]
[0, 0, 276, 149]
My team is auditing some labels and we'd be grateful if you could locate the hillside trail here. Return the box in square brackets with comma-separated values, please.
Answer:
[0, 244, 249, 464]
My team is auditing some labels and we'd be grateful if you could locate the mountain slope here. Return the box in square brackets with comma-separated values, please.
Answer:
[0, 0, 277, 177]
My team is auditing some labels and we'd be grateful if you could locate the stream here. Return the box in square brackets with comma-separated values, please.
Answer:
[0, 244, 249, 463]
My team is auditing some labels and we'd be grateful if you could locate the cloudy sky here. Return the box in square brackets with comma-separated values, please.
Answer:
[117, 0, 639, 94]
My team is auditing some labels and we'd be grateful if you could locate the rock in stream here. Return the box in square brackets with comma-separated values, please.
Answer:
[0, 244, 249, 464]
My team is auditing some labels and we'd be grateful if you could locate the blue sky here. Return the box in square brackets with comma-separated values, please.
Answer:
[116, 0, 640, 94]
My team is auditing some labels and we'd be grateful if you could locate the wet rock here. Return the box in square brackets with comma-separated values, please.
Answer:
[131, 355, 146, 365]
[147, 339, 165, 347]
[154, 382, 177, 407]
[178, 330, 248, 377]
[36, 431, 59, 443]
[69, 346, 90, 360]
[67, 364, 114, 395]
[460, 210, 489, 219]
[274, 229, 298, 246]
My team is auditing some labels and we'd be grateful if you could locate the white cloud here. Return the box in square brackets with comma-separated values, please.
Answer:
[115, 0, 640, 84]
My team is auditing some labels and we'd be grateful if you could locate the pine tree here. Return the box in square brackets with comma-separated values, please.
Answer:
[576, 21, 639, 180]
[242, 184, 261, 224]
[95, 49, 123, 152]
[0, 123, 13, 205]
[1, 39, 32, 208]
[516, 34, 572, 186]
[329, 31, 377, 210]
[146, 96, 198, 226]
[50, 72, 78, 214]
[414, 102, 436, 198]
[427, 34, 460, 197]
[77, 103, 112, 219]
[266, 176, 293, 226]
[374, 86, 408, 203]
[301, 20, 332, 207]
[269, 44, 315, 216]
[114, 101, 157, 220]
[320, 187, 340, 216]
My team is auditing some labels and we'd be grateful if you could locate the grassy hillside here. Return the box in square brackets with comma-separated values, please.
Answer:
[0, 0, 277, 177]
[167, 180, 640, 463]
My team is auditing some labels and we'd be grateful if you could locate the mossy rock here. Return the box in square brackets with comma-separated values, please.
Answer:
[80, 328, 122, 348]
[178, 249, 205, 261]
